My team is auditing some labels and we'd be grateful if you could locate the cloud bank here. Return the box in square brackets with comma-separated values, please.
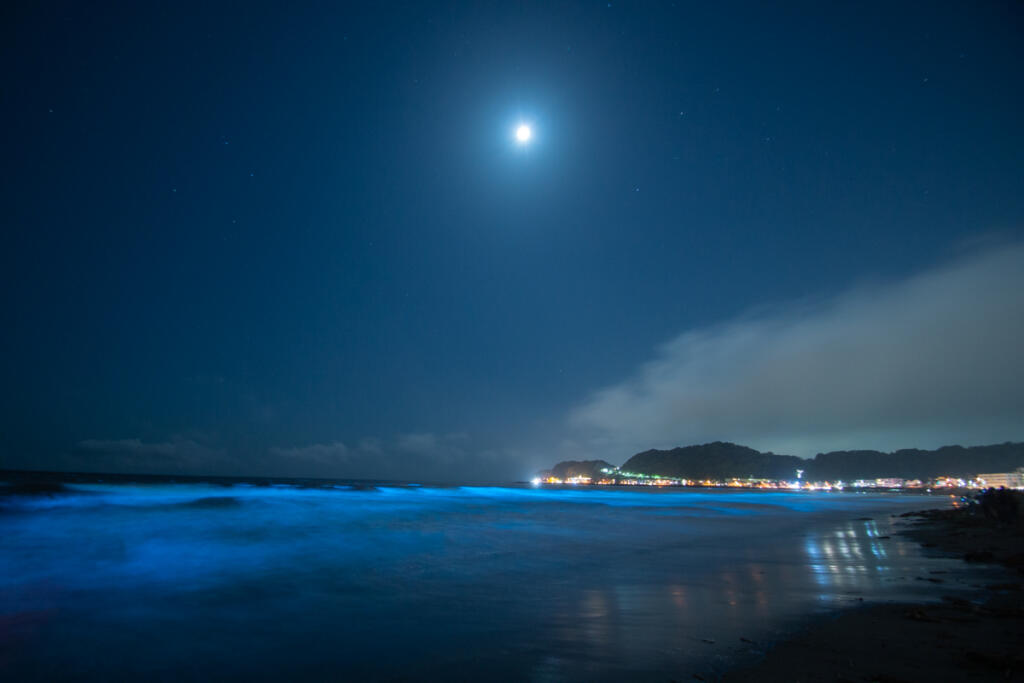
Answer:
[569, 242, 1024, 458]
[74, 437, 229, 471]
[269, 441, 350, 465]
[68, 432, 522, 481]
[269, 432, 514, 481]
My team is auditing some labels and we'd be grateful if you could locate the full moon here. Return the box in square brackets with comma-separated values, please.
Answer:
[515, 124, 532, 143]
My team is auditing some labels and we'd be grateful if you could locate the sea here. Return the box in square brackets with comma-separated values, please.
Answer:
[0, 475, 988, 681]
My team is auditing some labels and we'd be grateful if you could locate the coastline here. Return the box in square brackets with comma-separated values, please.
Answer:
[721, 498, 1024, 682]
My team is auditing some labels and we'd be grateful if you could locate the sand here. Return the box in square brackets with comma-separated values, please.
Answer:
[721, 500, 1024, 682]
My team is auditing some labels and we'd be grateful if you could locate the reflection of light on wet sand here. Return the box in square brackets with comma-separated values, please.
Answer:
[580, 589, 612, 648]
[804, 520, 912, 592]
[669, 585, 687, 609]
[531, 512, 969, 680]
[721, 571, 740, 607]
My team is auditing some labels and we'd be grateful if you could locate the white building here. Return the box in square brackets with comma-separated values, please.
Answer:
[977, 468, 1024, 489]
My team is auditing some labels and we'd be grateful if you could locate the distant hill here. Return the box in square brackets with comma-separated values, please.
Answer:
[806, 443, 1024, 480]
[545, 441, 1024, 482]
[621, 442, 806, 480]
[542, 459, 615, 480]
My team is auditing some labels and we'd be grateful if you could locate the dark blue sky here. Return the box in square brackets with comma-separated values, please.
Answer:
[3, 2, 1023, 479]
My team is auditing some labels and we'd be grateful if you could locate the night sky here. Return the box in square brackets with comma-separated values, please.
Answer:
[3, 2, 1023, 480]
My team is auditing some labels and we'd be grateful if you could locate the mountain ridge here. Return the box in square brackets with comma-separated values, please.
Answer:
[545, 441, 1024, 481]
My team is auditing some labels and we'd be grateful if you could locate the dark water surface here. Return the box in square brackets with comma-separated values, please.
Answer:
[0, 481, 976, 680]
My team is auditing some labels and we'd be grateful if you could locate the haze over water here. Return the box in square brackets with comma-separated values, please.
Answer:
[1, 483, 979, 680]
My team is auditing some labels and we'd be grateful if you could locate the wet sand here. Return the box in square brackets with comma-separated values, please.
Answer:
[722, 501, 1024, 682]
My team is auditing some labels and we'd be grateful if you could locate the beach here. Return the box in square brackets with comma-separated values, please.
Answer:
[723, 495, 1024, 682]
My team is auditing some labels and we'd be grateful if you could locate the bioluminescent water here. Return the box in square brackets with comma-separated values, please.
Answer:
[0, 482, 977, 680]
